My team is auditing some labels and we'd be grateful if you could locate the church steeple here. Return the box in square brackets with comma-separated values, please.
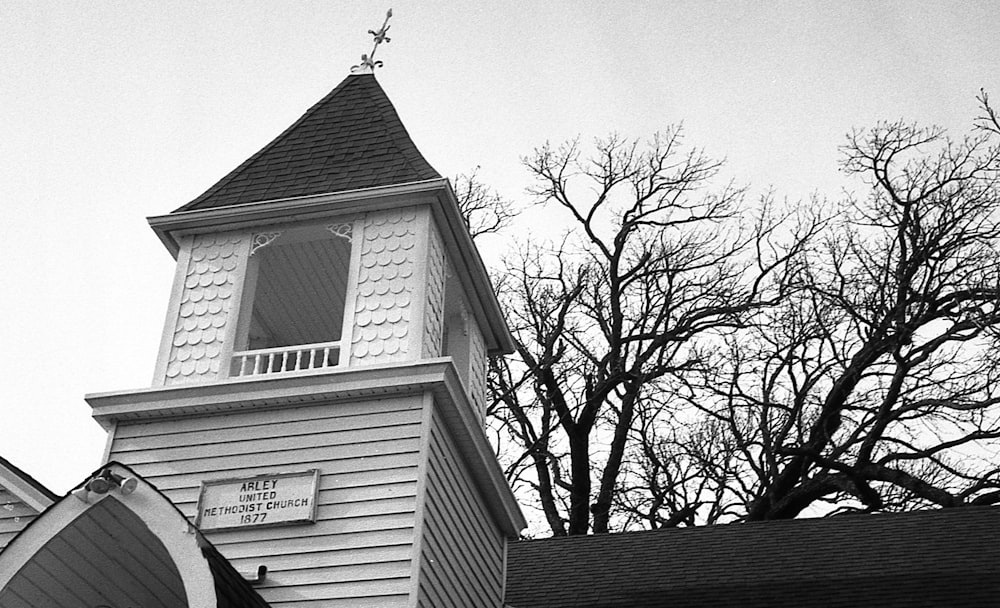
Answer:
[179, 74, 439, 212]
[146, 70, 511, 410]
[84, 30, 523, 608]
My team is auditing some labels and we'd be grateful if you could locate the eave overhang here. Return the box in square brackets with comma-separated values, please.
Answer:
[86, 359, 527, 537]
[148, 178, 514, 356]
[0, 457, 57, 513]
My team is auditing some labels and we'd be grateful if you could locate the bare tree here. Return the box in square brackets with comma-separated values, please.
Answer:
[488, 130, 810, 535]
[488, 95, 1000, 536]
[453, 167, 519, 239]
[614, 405, 750, 528]
[669, 98, 1000, 521]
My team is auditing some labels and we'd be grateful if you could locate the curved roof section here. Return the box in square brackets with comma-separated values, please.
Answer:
[177, 74, 440, 212]
[0, 462, 271, 608]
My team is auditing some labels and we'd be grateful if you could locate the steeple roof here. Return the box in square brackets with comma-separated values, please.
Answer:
[176, 74, 440, 213]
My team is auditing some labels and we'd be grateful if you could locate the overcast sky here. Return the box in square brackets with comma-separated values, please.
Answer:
[2, 1, 997, 493]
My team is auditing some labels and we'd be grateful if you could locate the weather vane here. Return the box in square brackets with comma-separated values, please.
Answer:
[351, 9, 393, 74]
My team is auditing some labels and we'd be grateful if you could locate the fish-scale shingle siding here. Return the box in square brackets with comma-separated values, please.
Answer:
[163, 232, 246, 385]
[350, 207, 420, 365]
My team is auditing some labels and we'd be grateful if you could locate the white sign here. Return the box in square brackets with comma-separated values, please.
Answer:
[196, 470, 319, 531]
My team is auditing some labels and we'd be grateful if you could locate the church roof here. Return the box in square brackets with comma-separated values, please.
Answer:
[0, 463, 273, 607]
[505, 506, 1000, 608]
[202, 542, 273, 608]
[0, 456, 58, 505]
[176, 74, 440, 212]
[0, 456, 56, 551]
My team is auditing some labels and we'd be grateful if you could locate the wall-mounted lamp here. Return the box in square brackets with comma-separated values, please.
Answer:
[72, 469, 139, 503]
[241, 564, 268, 585]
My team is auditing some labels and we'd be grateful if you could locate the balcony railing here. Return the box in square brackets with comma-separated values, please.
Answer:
[231, 341, 341, 377]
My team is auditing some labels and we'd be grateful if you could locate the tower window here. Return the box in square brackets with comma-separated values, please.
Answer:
[231, 221, 354, 376]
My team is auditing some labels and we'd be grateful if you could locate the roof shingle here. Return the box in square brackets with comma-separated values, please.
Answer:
[505, 507, 1000, 607]
[176, 74, 440, 212]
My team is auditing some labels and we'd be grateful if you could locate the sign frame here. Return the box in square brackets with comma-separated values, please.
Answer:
[194, 469, 320, 532]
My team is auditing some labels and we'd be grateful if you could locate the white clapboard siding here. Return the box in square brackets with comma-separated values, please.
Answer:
[107, 395, 423, 608]
[217, 527, 414, 559]
[0, 487, 41, 551]
[162, 477, 417, 509]
[417, 407, 504, 607]
[132, 456, 418, 491]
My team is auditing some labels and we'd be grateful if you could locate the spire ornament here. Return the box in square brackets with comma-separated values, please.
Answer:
[351, 9, 393, 74]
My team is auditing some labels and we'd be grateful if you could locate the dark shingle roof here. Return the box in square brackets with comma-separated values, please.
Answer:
[202, 543, 272, 608]
[176, 74, 440, 212]
[505, 507, 1000, 608]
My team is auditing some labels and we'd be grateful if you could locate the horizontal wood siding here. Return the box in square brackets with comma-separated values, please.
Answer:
[108, 396, 423, 608]
[0, 487, 41, 551]
[417, 406, 504, 608]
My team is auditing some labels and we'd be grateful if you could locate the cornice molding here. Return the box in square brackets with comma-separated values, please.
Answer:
[86, 359, 526, 537]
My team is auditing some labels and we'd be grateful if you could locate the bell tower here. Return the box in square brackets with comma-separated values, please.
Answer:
[85, 35, 524, 608]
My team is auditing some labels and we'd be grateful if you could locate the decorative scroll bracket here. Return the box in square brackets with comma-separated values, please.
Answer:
[326, 223, 353, 243]
[351, 9, 393, 74]
[250, 232, 282, 256]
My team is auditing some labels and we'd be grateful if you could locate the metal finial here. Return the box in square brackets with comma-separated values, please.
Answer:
[351, 9, 393, 74]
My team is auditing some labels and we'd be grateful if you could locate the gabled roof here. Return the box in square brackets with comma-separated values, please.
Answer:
[177, 74, 440, 212]
[0, 462, 271, 608]
[505, 507, 1000, 608]
[0, 456, 57, 508]
[0, 456, 57, 551]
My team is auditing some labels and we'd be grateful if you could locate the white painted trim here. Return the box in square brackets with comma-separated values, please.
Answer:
[338, 216, 366, 366]
[87, 359, 449, 421]
[407, 206, 433, 361]
[407, 391, 436, 606]
[85, 359, 527, 536]
[430, 365, 528, 537]
[0, 465, 220, 607]
[0, 465, 53, 514]
[152, 234, 194, 386]
[217, 232, 255, 380]
[430, 181, 514, 355]
[101, 421, 118, 464]
[149, 180, 448, 253]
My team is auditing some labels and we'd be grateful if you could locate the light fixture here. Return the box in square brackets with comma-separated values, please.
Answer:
[86, 476, 112, 494]
[77, 469, 141, 500]
[241, 564, 268, 585]
[120, 476, 138, 495]
[71, 487, 90, 503]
